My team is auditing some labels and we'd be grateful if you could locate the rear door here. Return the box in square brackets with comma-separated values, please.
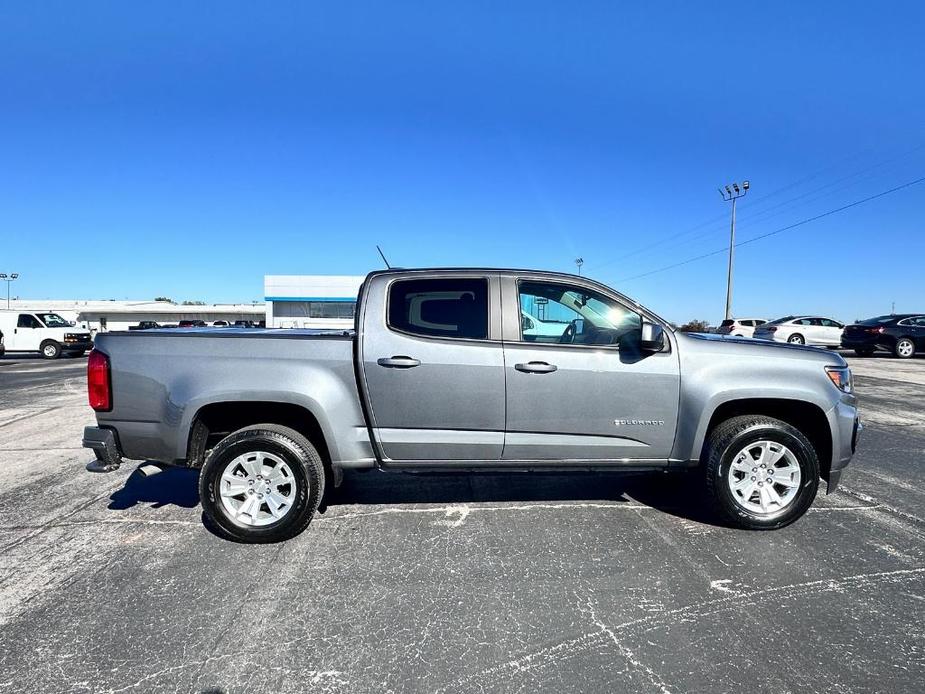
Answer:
[819, 318, 843, 346]
[500, 275, 680, 462]
[911, 316, 925, 350]
[359, 273, 505, 463]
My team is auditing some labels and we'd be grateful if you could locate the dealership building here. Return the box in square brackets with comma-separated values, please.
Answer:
[4, 275, 366, 334]
[264, 275, 365, 329]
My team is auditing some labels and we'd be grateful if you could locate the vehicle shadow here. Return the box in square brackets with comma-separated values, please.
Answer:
[327, 468, 721, 527]
[104, 463, 722, 530]
[107, 464, 200, 510]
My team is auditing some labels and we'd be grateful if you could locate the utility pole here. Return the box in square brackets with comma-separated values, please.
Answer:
[0, 273, 19, 310]
[575, 257, 584, 276]
[718, 181, 749, 320]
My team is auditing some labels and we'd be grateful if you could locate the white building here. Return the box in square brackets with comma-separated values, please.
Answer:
[4, 299, 264, 332]
[264, 275, 365, 329]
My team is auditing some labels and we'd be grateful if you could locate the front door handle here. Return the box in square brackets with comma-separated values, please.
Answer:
[515, 361, 558, 374]
[377, 356, 421, 369]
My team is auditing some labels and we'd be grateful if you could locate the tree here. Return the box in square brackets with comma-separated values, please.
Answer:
[677, 319, 711, 333]
[154, 296, 174, 303]
[181, 300, 206, 305]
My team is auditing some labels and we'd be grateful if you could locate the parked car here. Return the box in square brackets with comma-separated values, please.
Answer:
[520, 309, 569, 339]
[177, 319, 208, 328]
[212, 320, 229, 327]
[0, 310, 93, 359]
[0, 330, 4, 357]
[841, 314, 925, 358]
[716, 318, 767, 338]
[83, 268, 860, 542]
[233, 320, 257, 328]
[753, 316, 844, 347]
[128, 321, 161, 331]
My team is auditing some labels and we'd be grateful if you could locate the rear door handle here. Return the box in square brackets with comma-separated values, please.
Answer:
[377, 356, 421, 369]
[515, 361, 557, 374]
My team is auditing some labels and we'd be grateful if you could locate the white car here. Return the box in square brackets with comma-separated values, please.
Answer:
[0, 310, 93, 359]
[716, 318, 767, 338]
[521, 309, 569, 339]
[753, 315, 845, 347]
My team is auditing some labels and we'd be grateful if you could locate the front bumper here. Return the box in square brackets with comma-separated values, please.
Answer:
[82, 426, 124, 472]
[825, 397, 861, 493]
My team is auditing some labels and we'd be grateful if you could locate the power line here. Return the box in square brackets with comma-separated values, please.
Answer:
[613, 175, 925, 283]
[589, 140, 925, 272]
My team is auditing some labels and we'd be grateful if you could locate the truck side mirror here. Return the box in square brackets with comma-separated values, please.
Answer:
[640, 321, 665, 352]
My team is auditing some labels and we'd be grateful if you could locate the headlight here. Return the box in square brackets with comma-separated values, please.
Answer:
[825, 366, 853, 393]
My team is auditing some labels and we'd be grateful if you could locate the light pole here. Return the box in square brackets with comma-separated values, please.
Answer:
[575, 257, 584, 276]
[0, 273, 19, 310]
[718, 181, 749, 320]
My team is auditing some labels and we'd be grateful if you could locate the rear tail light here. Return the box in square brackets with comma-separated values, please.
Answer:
[767, 326, 777, 332]
[867, 326, 885, 334]
[88, 349, 112, 411]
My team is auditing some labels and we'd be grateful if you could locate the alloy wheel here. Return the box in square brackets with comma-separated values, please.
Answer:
[219, 451, 299, 526]
[727, 440, 801, 515]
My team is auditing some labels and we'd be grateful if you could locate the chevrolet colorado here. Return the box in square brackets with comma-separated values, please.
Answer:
[83, 269, 860, 542]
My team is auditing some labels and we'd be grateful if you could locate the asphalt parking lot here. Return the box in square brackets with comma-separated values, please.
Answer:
[0, 352, 923, 693]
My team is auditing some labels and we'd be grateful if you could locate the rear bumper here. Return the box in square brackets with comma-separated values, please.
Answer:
[82, 426, 124, 471]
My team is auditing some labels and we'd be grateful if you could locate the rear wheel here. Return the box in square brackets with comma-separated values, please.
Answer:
[704, 415, 819, 530]
[40, 340, 62, 359]
[199, 424, 325, 543]
[787, 334, 805, 345]
[895, 338, 915, 359]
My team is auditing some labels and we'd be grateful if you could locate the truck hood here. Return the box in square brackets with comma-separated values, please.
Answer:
[679, 332, 847, 366]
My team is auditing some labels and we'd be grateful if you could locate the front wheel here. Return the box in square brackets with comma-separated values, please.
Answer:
[40, 340, 62, 359]
[895, 338, 915, 359]
[199, 424, 325, 543]
[704, 415, 819, 530]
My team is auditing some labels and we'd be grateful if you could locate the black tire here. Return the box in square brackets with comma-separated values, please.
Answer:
[704, 415, 819, 530]
[199, 424, 325, 543]
[787, 333, 805, 345]
[854, 348, 874, 357]
[40, 340, 62, 359]
[894, 337, 915, 359]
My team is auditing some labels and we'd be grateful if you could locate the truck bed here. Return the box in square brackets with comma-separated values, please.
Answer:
[92, 328, 369, 465]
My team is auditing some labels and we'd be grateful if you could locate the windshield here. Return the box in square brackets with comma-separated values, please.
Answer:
[857, 315, 898, 325]
[38, 313, 72, 327]
[764, 316, 797, 326]
[720, 319, 734, 327]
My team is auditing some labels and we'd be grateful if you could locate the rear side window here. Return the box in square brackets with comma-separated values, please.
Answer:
[388, 278, 489, 340]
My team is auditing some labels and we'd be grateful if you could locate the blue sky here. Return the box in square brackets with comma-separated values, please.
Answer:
[1, 2, 923, 324]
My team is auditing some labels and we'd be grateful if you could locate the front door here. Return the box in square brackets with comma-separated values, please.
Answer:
[502, 277, 680, 462]
[9, 313, 42, 350]
[360, 273, 505, 463]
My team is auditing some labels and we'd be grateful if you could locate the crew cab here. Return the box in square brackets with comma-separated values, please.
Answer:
[0, 310, 92, 359]
[83, 269, 860, 542]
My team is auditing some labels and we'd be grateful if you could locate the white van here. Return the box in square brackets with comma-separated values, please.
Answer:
[0, 310, 93, 359]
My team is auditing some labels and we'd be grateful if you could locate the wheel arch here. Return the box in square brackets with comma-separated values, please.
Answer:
[186, 400, 332, 470]
[698, 398, 832, 480]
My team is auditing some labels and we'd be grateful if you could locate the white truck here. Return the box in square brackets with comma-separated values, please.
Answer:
[0, 310, 93, 359]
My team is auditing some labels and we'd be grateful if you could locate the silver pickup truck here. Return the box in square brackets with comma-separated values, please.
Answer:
[83, 268, 860, 542]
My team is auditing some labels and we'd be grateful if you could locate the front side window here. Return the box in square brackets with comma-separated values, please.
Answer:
[518, 280, 640, 346]
[388, 277, 489, 340]
[17, 314, 42, 328]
